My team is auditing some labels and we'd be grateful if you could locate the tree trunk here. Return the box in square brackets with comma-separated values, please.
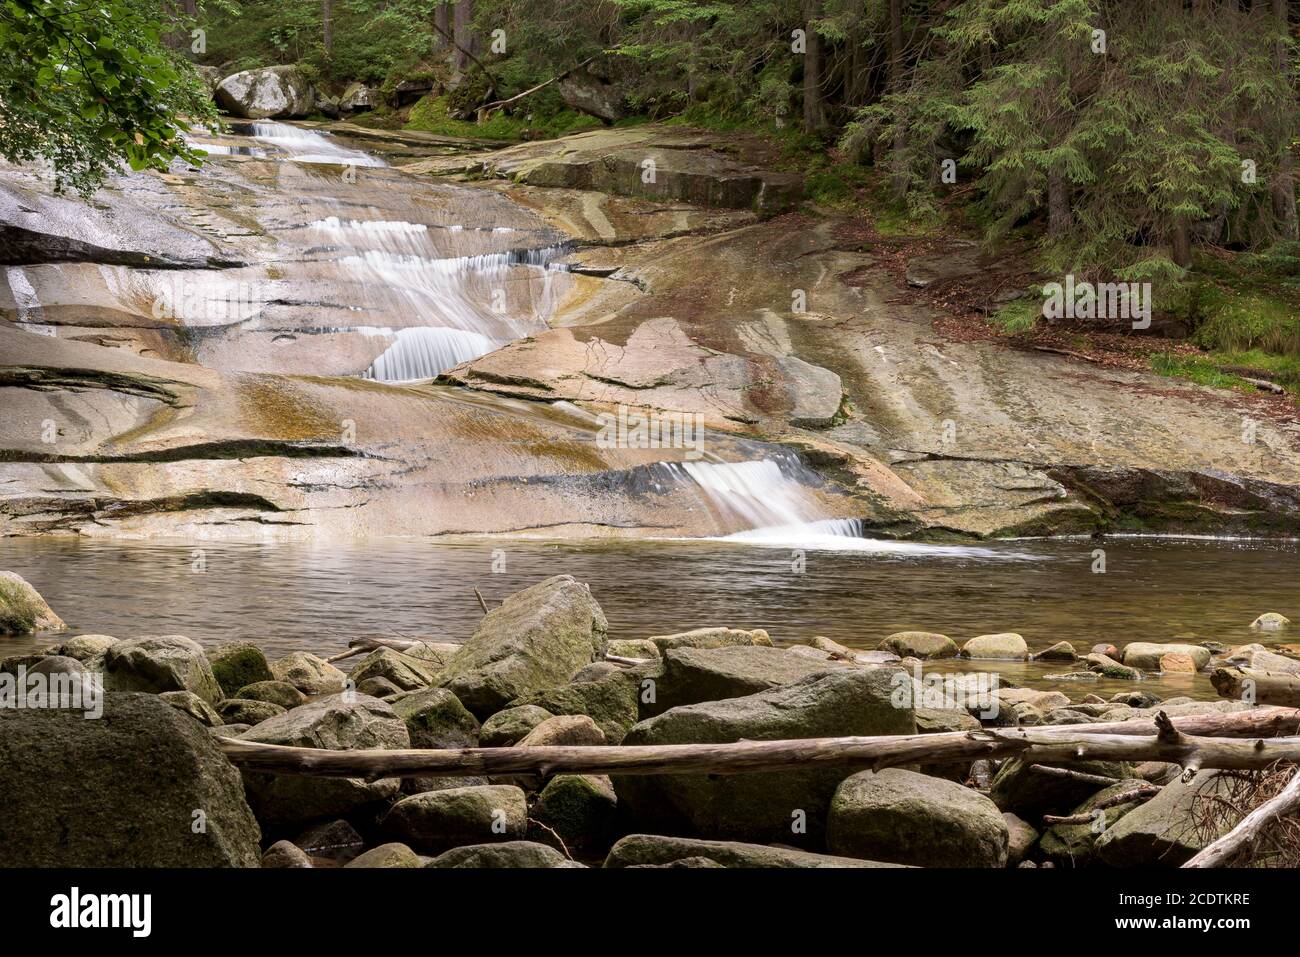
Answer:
[1213, 667, 1300, 707]
[1048, 165, 1072, 238]
[322, 0, 333, 55]
[1171, 217, 1193, 268]
[803, 1, 824, 134]
[453, 0, 475, 73]
[218, 707, 1300, 781]
[434, 3, 450, 52]
[889, 0, 907, 199]
[1273, 0, 1298, 238]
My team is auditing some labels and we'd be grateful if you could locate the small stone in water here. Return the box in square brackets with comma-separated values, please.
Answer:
[1251, 612, 1291, 631]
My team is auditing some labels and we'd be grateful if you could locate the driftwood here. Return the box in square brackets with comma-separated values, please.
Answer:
[1041, 784, 1161, 824]
[1030, 764, 1124, 787]
[1212, 667, 1300, 707]
[218, 708, 1300, 782]
[324, 635, 422, 664]
[1183, 767, 1300, 868]
[478, 55, 597, 118]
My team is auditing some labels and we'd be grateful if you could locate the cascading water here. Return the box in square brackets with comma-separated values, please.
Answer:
[246, 121, 386, 167]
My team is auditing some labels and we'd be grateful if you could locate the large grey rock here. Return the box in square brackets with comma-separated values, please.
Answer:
[345, 843, 421, 868]
[480, 704, 553, 747]
[390, 687, 479, 749]
[1039, 778, 1151, 867]
[349, 647, 440, 692]
[436, 576, 608, 718]
[159, 689, 223, 727]
[0, 571, 65, 634]
[614, 668, 915, 845]
[507, 670, 640, 742]
[238, 694, 409, 828]
[826, 769, 1009, 867]
[215, 65, 314, 119]
[649, 644, 842, 715]
[271, 652, 347, 695]
[648, 627, 772, 653]
[208, 641, 274, 698]
[532, 774, 618, 855]
[961, 632, 1029, 660]
[879, 631, 958, 659]
[1094, 771, 1240, 867]
[340, 82, 377, 112]
[556, 67, 627, 122]
[382, 785, 527, 853]
[57, 634, 116, 661]
[234, 680, 307, 709]
[990, 757, 1132, 817]
[427, 841, 570, 868]
[0, 693, 260, 866]
[104, 635, 222, 703]
[604, 835, 902, 869]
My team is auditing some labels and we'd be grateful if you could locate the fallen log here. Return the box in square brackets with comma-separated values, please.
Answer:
[1211, 667, 1300, 708]
[324, 635, 423, 664]
[218, 708, 1300, 782]
[1042, 784, 1161, 824]
[1183, 767, 1300, 868]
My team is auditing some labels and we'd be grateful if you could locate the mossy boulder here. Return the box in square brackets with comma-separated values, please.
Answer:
[1039, 778, 1150, 867]
[647, 627, 772, 653]
[159, 690, 223, 727]
[427, 840, 570, 868]
[961, 633, 1029, 660]
[390, 687, 479, 749]
[648, 645, 842, 716]
[238, 694, 409, 828]
[234, 680, 307, 709]
[614, 668, 915, 846]
[532, 774, 618, 854]
[507, 670, 640, 742]
[271, 652, 347, 695]
[990, 757, 1133, 817]
[480, 705, 552, 746]
[878, 631, 958, 659]
[345, 843, 421, 868]
[349, 647, 440, 692]
[382, 784, 527, 853]
[826, 768, 1009, 867]
[208, 641, 274, 698]
[0, 572, 65, 635]
[0, 693, 260, 865]
[104, 635, 222, 703]
[217, 698, 286, 726]
[436, 576, 608, 718]
[1120, 643, 1212, 671]
[1094, 771, 1240, 867]
[58, 634, 116, 661]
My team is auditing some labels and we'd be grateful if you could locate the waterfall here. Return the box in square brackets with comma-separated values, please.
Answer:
[362, 327, 499, 382]
[246, 121, 386, 167]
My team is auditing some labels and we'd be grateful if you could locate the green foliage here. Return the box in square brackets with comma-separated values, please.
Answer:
[0, 0, 215, 195]
[405, 94, 600, 140]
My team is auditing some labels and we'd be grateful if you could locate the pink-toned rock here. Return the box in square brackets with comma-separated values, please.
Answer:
[1091, 643, 1119, 658]
[1159, 653, 1197, 674]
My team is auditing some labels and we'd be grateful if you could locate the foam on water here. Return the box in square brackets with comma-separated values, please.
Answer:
[248, 122, 386, 167]
[363, 327, 500, 382]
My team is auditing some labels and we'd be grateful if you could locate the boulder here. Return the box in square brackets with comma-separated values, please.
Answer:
[507, 670, 640, 741]
[556, 67, 627, 122]
[104, 635, 222, 703]
[238, 694, 409, 828]
[391, 687, 479, 749]
[648, 645, 841, 716]
[28, 655, 87, 677]
[1120, 643, 1211, 671]
[349, 647, 439, 692]
[0, 692, 259, 865]
[159, 689, 223, 727]
[215, 65, 314, 119]
[518, 714, 605, 747]
[614, 668, 914, 845]
[382, 785, 527, 853]
[997, 688, 1071, 712]
[480, 704, 553, 747]
[262, 840, 313, 868]
[570, 661, 622, 683]
[1251, 612, 1291, 631]
[1091, 643, 1120, 658]
[357, 677, 404, 698]
[217, 698, 285, 726]
[532, 774, 618, 854]
[0, 572, 65, 635]
[1159, 653, 1198, 674]
[271, 652, 347, 695]
[647, 627, 772, 653]
[1094, 771, 1240, 867]
[826, 769, 1009, 868]
[436, 576, 608, 718]
[207, 642, 274, 698]
[234, 680, 307, 709]
[1034, 641, 1077, 662]
[604, 835, 901, 868]
[345, 843, 421, 868]
[1225, 644, 1300, 675]
[340, 82, 377, 112]
[294, 818, 364, 857]
[878, 631, 958, 659]
[961, 633, 1029, 660]
[1003, 812, 1038, 866]
[1038, 778, 1150, 867]
[427, 841, 570, 868]
[607, 638, 661, 659]
[58, 634, 115, 661]
[990, 757, 1132, 817]
[1083, 653, 1142, 680]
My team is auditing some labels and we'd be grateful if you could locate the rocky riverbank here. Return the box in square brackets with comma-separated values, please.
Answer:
[2, 572, 1296, 868]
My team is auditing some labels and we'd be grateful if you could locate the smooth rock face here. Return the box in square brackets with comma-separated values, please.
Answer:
[238, 694, 409, 828]
[517, 714, 605, 747]
[104, 635, 222, 703]
[262, 839, 313, 868]
[0, 571, 65, 634]
[827, 769, 1009, 867]
[480, 705, 553, 746]
[1120, 642, 1212, 671]
[1159, 653, 1198, 674]
[879, 631, 958, 659]
[215, 65, 314, 119]
[1003, 812, 1038, 866]
[272, 652, 347, 695]
[604, 835, 901, 869]
[0, 693, 260, 866]
[436, 576, 608, 718]
[208, 641, 274, 697]
[615, 668, 915, 845]
[1094, 771, 1239, 867]
[382, 785, 527, 853]
[961, 632, 1029, 660]
[427, 841, 569, 868]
